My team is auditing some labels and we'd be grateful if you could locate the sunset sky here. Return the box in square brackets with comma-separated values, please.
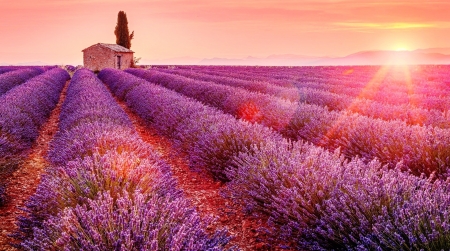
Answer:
[1, 0, 450, 65]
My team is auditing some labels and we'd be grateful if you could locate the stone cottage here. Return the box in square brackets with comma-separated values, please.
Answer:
[82, 43, 134, 72]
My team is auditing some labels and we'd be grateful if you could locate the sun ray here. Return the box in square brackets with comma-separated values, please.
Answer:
[319, 65, 390, 155]
[399, 65, 426, 125]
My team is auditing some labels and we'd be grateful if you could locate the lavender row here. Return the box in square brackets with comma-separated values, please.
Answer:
[229, 141, 450, 250]
[0, 66, 50, 75]
[157, 68, 450, 128]
[0, 67, 45, 97]
[16, 69, 229, 250]
[0, 65, 57, 74]
[189, 65, 450, 98]
[0, 67, 69, 159]
[0, 66, 20, 75]
[295, 66, 450, 96]
[291, 79, 450, 112]
[171, 66, 294, 87]
[182, 66, 450, 112]
[99, 68, 282, 181]
[100, 68, 450, 250]
[158, 68, 300, 101]
[0, 68, 69, 206]
[126, 68, 295, 132]
[127, 68, 450, 178]
[184, 65, 450, 107]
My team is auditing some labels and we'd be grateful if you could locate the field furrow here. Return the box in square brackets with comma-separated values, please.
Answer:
[0, 79, 69, 250]
[15, 69, 230, 250]
[113, 93, 277, 250]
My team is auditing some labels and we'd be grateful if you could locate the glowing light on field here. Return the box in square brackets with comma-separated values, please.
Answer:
[343, 69, 354, 75]
[399, 65, 425, 124]
[319, 65, 390, 152]
[238, 101, 262, 123]
[318, 64, 427, 155]
[351, 65, 390, 101]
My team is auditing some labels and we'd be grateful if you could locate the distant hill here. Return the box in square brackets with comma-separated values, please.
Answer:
[412, 48, 450, 55]
[6, 49, 448, 67]
[317, 50, 450, 66]
[16, 61, 50, 66]
[140, 57, 202, 65]
[199, 54, 332, 66]
[0, 61, 50, 66]
[143, 49, 450, 66]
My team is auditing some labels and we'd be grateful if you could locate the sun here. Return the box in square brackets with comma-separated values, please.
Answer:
[395, 47, 409, 51]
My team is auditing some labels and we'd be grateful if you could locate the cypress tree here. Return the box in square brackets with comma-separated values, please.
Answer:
[114, 11, 134, 49]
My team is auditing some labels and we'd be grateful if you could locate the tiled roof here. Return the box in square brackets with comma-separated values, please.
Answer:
[82, 43, 134, 53]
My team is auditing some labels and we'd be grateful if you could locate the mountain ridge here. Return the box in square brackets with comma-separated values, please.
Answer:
[142, 48, 450, 66]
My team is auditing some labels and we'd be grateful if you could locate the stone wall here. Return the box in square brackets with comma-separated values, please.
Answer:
[117, 53, 134, 70]
[83, 45, 133, 71]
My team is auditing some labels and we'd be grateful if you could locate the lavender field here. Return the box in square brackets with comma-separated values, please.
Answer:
[2, 65, 450, 250]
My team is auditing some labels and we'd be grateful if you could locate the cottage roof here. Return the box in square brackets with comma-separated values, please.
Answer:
[82, 43, 134, 53]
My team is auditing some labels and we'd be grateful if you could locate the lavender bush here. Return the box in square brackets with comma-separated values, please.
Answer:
[126, 68, 296, 131]
[203, 65, 450, 111]
[0, 67, 45, 96]
[63, 65, 76, 72]
[159, 68, 450, 129]
[21, 190, 229, 251]
[0, 68, 68, 208]
[227, 136, 450, 250]
[188, 65, 450, 99]
[127, 68, 450, 178]
[17, 69, 231, 250]
[102, 67, 450, 250]
[158, 68, 301, 101]
[0, 68, 68, 155]
[0, 66, 20, 75]
[99, 68, 282, 181]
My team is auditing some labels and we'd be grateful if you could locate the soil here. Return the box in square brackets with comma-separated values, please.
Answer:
[114, 97, 288, 250]
[0, 81, 69, 250]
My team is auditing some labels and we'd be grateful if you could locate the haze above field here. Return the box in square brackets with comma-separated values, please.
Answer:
[1, 0, 450, 65]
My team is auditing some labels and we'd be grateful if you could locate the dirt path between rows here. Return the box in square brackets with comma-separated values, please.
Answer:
[0, 81, 69, 250]
[114, 97, 283, 250]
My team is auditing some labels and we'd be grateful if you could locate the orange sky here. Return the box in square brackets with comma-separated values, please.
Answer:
[1, 0, 450, 65]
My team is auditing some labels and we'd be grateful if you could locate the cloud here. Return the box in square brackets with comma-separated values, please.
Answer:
[333, 22, 436, 30]
[143, 0, 450, 25]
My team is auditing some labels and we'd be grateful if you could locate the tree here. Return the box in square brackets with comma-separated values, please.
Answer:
[114, 11, 134, 49]
[129, 31, 134, 48]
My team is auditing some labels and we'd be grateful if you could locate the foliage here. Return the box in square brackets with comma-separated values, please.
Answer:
[0, 67, 68, 209]
[16, 69, 231, 250]
[102, 66, 450, 250]
[99, 68, 283, 181]
[0, 67, 44, 96]
[126, 67, 450, 178]
[7, 64, 450, 250]
[114, 11, 133, 49]
[132, 56, 141, 67]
